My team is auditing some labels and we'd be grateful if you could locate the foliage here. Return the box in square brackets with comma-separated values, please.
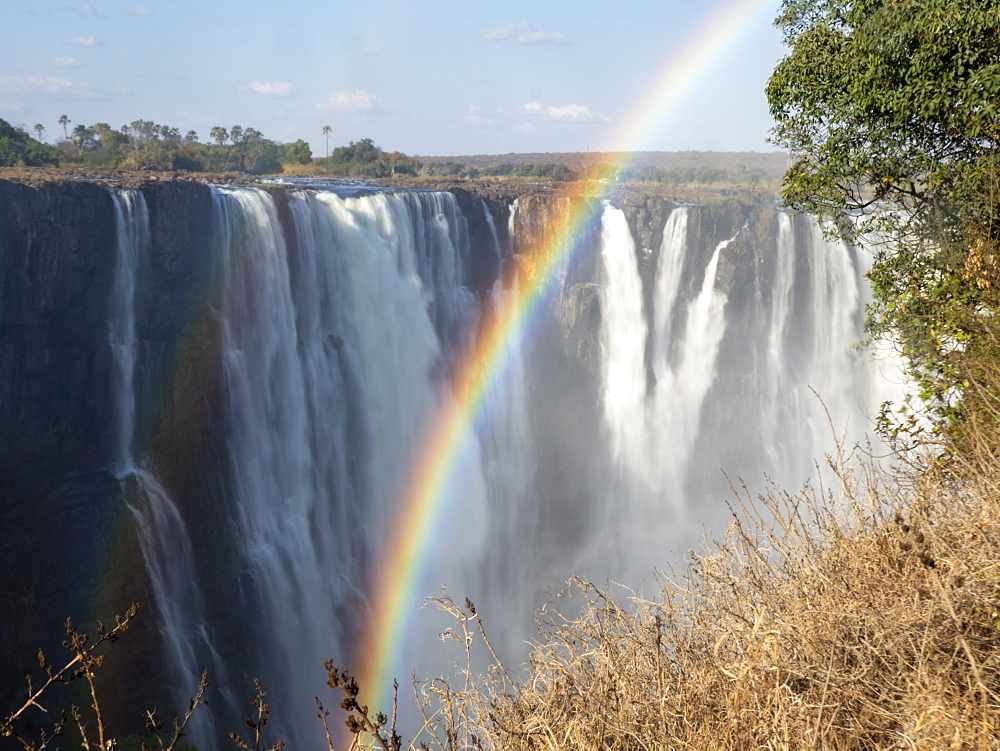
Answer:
[627, 163, 773, 188]
[228, 679, 284, 751]
[280, 139, 312, 166]
[1, 604, 207, 751]
[421, 160, 577, 181]
[0, 118, 59, 167]
[767, 0, 1000, 442]
[768, 0, 1000, 218]
[41, 117, 290, 174]
[315, 138, 423, 178]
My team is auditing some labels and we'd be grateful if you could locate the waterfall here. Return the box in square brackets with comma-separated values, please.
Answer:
[108, 191, 227, 744]
[96, 186, 901, 748]
[109, 190, 146, 474]
[582, 204, 901, 585]
[202, 186, 525, 749]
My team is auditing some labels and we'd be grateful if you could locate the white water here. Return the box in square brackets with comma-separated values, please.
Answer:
[586, 205, 905, 586]
[203, 187, 526, 749]
[108, 191, 227, 743]
[107, 189, 903, 749]
[109, 190, 146, 474]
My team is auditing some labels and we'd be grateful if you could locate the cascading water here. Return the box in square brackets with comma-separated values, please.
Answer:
[109, 190, 146, 474]
[108, 190, 228, 744]
[579, 204, 904, 586]
[97, 186, 902, 749]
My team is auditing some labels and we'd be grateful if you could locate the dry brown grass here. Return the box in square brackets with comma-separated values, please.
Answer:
[400, 438, 1000, 750]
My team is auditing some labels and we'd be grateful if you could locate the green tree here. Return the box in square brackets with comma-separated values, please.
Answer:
[238, 132, 281, 174]
[768, 0, 1000, 221]
[0, 118, 59, 166]
[210, 126, 228, 146]
[767, 0, 1000, 439]
[281, 139, 313, 165]
[322, 124, 331, 158]
[71, 123, 94, 150]
[33, 123, 44, 142]
[58, 114, 70, 140]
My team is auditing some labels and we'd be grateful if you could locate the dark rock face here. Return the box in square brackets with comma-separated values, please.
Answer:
[0, 179, 229, 734]
[0, 180, 120, 709]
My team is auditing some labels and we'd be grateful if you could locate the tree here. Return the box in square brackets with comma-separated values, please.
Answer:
[71, 123, 94, 150]
[767, 0, 1000, 440]
[322, 125, 331, 158]
[0, 117, 59, 166]
[210, 126, 228, 146]
[92, 122, 111, 143]
[33, 123, 44, 142]
[58, 114, 70, 140]
[768, 0, 1000, 222]
[281, 139, 312, 165]
[229, 124, 244, 146]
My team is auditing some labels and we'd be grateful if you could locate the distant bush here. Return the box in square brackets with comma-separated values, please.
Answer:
[0, 118, 59, 167]
[314, 138, 422, 178]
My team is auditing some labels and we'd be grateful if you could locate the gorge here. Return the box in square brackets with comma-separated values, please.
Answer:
[0, 178, 902, 749]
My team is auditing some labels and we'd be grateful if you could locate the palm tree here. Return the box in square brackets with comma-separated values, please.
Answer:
[210, 126, 228, 146]
[322, 125, 331, 158]
[33, 124, 44, 142]
[58, 114, 70, 140]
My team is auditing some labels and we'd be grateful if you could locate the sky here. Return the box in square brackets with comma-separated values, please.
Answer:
[2, 0, 788, 158]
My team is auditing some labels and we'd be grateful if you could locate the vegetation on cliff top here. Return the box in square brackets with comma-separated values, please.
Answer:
[1, 115, 781, 190]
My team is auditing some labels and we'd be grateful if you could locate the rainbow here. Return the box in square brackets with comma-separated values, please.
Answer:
[356, 0, 776, 718]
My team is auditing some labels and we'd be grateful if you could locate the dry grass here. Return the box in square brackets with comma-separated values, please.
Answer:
[401, 438, 1000, 750]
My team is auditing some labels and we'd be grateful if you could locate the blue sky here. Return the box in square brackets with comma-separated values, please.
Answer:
[2, 0, 787, 157]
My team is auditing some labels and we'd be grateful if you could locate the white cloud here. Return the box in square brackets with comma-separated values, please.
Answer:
[239, 81, 296, 98]
[70, 35, 103, 47]
[53, 57, 83, 68]
[521, 101, 607, 122]
[126, 5, 152, 15]
[484, 22, 568, 45]
[361, 46, 379, 55]
[518, 31, 568, 44]
[0, 75, 102, 103]
[80, 4, 105, 17]
[462, 114, 495, 127]
[320, 88, 385, 113]
[0, 76, 76, 95]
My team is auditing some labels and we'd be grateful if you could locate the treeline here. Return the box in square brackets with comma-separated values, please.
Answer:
[0, 118, 435, 180]
[420, 159, 773, 186]
[0, 116, 313, 175]
[0, 118, 60, 167]
[2, 116, 772, 187]
[423, 161, 577, 180]
[312, 137, 422, 177]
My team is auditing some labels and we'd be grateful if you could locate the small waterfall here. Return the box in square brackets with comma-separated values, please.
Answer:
[599, 205, 648, 469]
[650, 207, 689, 379]
[108, 191, 225, 745]
[109, 190, 147, 474]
